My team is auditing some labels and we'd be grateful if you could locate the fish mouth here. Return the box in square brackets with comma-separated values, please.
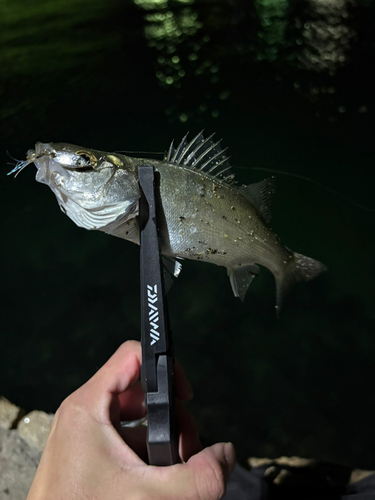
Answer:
[32, 143, 70, 189]
[7, 142, 59, 178]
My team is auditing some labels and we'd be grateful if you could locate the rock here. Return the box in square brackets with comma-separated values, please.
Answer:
[248, 456, 316, 469]
[0, 398, 22, 430]
[0, 426, 41, 500]
[17, 411, 54, 452]
[349, 468, 375, 484]
[247, 456, 375, 496]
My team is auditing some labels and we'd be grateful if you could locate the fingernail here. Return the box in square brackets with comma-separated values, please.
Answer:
[224, 442, 236, 474]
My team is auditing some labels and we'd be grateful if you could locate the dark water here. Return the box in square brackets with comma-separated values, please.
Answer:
[1, 0, 375, 468]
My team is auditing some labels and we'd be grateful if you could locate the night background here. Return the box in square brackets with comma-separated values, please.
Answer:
[1, 0, 375, 469]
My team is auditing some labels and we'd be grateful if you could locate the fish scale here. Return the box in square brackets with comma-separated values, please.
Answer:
[157, 162, 285, 269]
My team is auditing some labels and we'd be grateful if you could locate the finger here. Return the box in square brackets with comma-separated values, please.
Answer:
[174, 358, 194, 401]
[97, 340, 142, 395]
[79, 341, 142, 420]
[176, 401, 202, 462]
[118, 401, 201, 464]
[185, 442, 236, 500]
[115, 355, 193, 420]
[146, 442, 237, 500]
[118, 381, 146, 421]
[118, 425, 148, 462]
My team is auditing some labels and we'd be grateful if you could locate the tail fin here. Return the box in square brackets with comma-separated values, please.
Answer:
[275, 252, 327, 314]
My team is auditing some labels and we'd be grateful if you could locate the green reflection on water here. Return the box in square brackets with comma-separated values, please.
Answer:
[144, 8, 201, 44]
[134, 0, 194, 9]
[134, 0, 203, 105]
[1, 0, 117, 77]
[254, 0, 290, 62]
[0, 0, 122, 120]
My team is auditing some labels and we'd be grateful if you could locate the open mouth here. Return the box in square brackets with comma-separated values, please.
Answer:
[35, 153, 69, 187]
[7, 142, 59, 179]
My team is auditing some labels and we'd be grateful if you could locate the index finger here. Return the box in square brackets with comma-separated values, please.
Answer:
[96, 340, 142, 393]
[83, 340, 194, 422]
[79, 341, 142, 421]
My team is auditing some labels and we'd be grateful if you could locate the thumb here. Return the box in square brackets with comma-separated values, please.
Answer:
[186, 442, 236, 500]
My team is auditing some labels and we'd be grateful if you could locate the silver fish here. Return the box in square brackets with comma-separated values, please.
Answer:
[10, 132, 326, 311]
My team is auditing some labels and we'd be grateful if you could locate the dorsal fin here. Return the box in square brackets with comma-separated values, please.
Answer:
[165, 131, 234, 180]
[238, 177, 275, 223]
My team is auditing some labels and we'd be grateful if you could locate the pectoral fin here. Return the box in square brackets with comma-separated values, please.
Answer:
[162, 256, 183, 293]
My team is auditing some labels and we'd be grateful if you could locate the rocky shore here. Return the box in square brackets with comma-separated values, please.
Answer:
[0, 397, 53, 500]
[1, 396, 374, 500]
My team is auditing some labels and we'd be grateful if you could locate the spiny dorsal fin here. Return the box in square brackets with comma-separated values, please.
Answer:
[165, 131, 234, 180]
[238, 177, 275, 223]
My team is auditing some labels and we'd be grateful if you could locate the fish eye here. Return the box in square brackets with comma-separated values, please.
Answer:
[73, 151, 97, 170]
[75, 154, 91, 168]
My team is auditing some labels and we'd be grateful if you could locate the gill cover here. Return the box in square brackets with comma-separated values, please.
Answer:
[33, 142, 140, 230]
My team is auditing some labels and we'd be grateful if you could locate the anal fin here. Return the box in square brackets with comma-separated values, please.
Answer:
[229, 264, 260, 301]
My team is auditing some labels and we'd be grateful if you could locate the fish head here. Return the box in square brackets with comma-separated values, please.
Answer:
[27, 142, 140, 230]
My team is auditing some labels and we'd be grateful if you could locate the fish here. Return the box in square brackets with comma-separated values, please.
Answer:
[9, 132, 326, 311]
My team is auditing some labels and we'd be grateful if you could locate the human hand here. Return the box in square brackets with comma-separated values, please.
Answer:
[27, 340, 236, 500]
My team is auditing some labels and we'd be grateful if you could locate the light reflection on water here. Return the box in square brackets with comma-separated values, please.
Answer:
[254, 0, 290, 62]
[133, 0, 362, 122]
[134, 0, 207, 122]
[297, 0, 355, 73]
[0, 0, 369, 126]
